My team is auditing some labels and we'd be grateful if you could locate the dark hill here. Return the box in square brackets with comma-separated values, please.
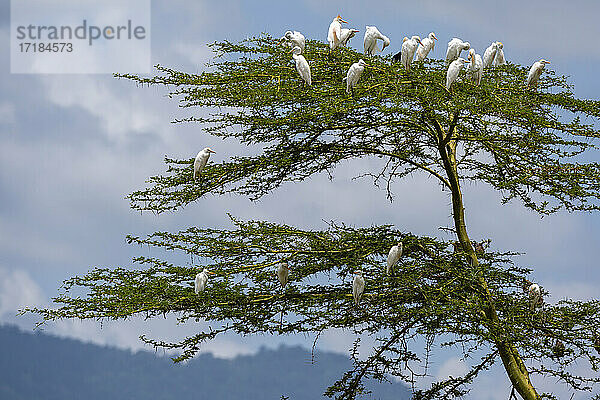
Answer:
[0, 324, 411, 399]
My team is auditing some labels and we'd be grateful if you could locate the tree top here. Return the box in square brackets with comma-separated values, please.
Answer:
[117, 35, 600, 216]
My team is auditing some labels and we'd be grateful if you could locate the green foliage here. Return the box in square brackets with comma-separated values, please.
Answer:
[119, 36, 600, 215]
[28, 34, 600, 399]
[28, 218, 600, 397]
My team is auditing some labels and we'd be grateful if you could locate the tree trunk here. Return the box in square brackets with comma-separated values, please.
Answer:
[435, 119, 540, 400]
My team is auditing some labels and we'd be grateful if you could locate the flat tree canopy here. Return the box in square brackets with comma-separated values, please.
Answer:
[28, 36, 600, 399]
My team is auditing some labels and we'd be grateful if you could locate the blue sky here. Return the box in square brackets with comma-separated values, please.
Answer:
[1, 0, 599, 398]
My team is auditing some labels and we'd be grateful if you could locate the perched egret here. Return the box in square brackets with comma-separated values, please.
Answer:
[528, 283, 542, 310]
[363, 26, 390, 56]
[328, 15, 348, 51]
[446, 38, 470, 64]
[386, 242, 403, 275]
[494, 42, 506, 66]
[345, 59, 367, 94]
[340, 28, 360, 47]
[280, 30, 305, 53]
[526, 59, 550, 88]
[401, 35, 423, 71]
[277, 262, 290, 288]
[195, 268, 214, 294]
[352, 270, 365, 306]
[193, 147, 216, 180]
[482, 41, 499, 69]
[391, 37, 408, 62]
[290, 46, 311, 86]
[467, 49, 483, 86]
[446, 57, 469, 90]
[416, 32, 438, 62]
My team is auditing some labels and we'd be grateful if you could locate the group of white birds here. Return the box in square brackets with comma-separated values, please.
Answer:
[350, 242, 403, 306]
[193, 238, 542, 311]
[192, 240, 403, 307]
[345, 241, 403, 305]
[190, 15, 550, 305]
[278, 14, 551, 93]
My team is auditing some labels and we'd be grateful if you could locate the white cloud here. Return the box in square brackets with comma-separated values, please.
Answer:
[0, 267, 46, 317]
[203, 338, 257, 359]
[39, 74, 169, 141]
[317, 328, 371, 358]
[435, 356, 468, 382]
[31, 311, 373, 361]
[49, 318, 176, 354]
[48, 317, 260, 359]
[309, 326, 399, 363]
[173, 42, 213, 70]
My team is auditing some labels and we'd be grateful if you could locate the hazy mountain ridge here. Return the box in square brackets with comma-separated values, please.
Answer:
[0, 324, 411, 400]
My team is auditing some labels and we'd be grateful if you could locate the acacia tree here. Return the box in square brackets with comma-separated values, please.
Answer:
[28, 36, 600, 399]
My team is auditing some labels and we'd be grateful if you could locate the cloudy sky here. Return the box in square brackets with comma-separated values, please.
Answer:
[1, 0, 599, 398]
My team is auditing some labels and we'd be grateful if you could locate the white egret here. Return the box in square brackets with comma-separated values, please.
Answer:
[280, 30, 305, 53]
[290, 46, 311, 86]
[386, 242, 403, 275]
[494, 42, 506, 66]
[445, 38, 470, 64]
[277, 262, 290, 288]
[340, 28, 360, 47]
[352, 270, 365, 306]
[193, 147, 216, 180]
[482, 41, 499, 69]
[328, 15, 348, 51]
[392, 37, 408, 62]
[526, 59, 550, 88]
[345, 59, 367, 94]
[528, 283, 542, 310]
[363, 26, 390, 56]
[416, 32, 438, 62]
[467, 49, 483, 86]
[446, 57, 469, 90]
[195, 268, 214, 294]
[401, 35, 423, 71]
